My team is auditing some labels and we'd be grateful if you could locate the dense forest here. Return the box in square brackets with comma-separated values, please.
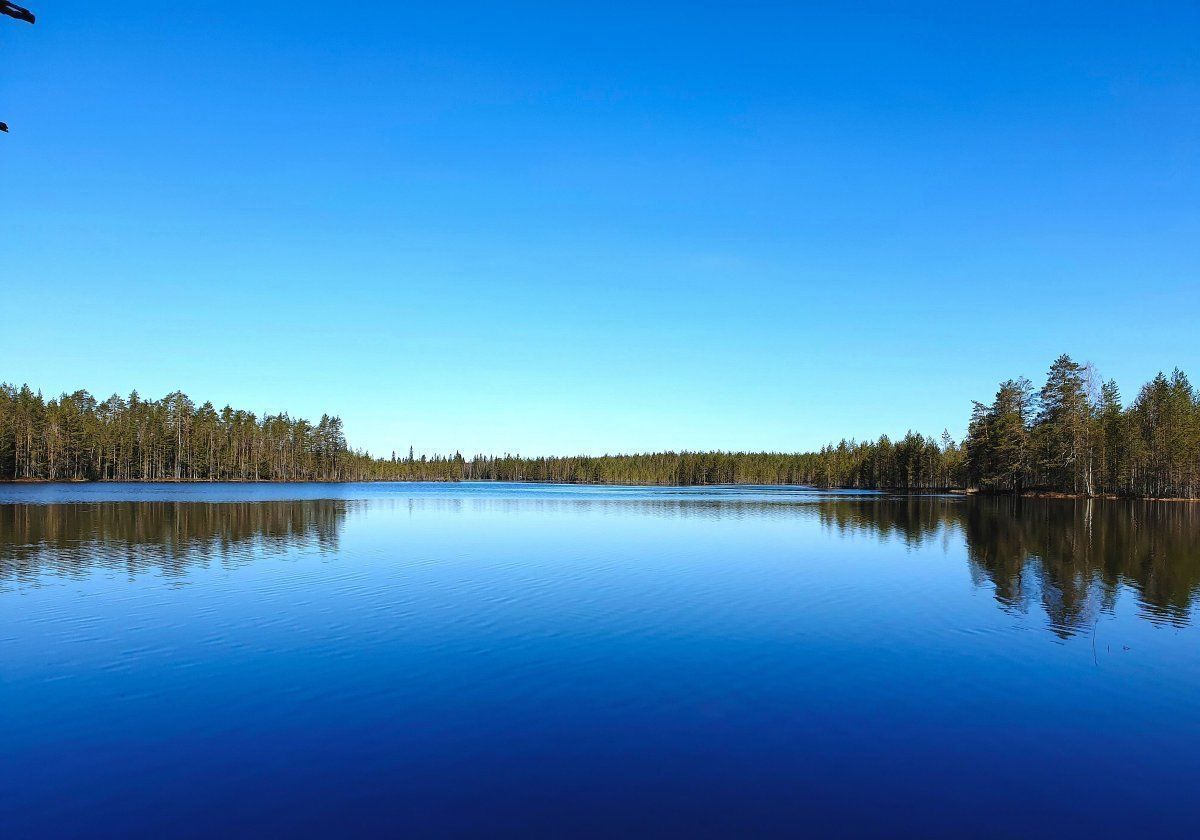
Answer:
[1, 354, 1197, 496]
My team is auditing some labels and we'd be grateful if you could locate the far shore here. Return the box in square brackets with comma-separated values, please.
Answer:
[2, 478, 1197, 501]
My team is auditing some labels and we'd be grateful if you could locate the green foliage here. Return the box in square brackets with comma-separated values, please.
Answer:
[0, 385, 358, 482]
[967, 378, 1035, 493]
[2, 354, 1198, 496]
[965, 356, 1200, 498]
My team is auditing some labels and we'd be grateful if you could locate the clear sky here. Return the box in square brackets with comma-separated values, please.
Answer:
[2, 2, 1197, 457]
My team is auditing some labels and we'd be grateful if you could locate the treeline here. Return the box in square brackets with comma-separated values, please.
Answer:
[2, 353, 1198, 496]
[459, 437, 960, 489]
[0, 387, 365, 481]
[963, 355, 1200, 498]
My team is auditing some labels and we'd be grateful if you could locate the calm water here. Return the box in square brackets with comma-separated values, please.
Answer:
[2, 483, 1199, 838]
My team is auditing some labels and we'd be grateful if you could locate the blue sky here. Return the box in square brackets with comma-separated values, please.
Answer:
[2, 2, 1197, 457]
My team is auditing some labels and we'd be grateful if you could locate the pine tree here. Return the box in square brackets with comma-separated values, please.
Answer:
[1033, 354, 1092, 494]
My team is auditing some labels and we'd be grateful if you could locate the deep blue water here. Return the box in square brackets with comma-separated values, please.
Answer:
[2, 483, 1199, 838]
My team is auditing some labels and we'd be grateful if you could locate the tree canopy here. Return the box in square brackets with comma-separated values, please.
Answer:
[2, 354, 1197, 496]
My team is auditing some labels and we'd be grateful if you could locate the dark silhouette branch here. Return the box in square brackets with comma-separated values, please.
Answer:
[2, 3, 34, 133]
[1, 2, 35, 24]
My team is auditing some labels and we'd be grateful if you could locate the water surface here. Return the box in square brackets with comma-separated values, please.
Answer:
[3, 483, 1199, 837]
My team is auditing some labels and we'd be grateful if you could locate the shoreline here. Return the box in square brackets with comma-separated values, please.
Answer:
[2, 478, 1197, 501]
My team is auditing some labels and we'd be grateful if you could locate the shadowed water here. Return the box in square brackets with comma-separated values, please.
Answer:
[2, 483, 1199, 837]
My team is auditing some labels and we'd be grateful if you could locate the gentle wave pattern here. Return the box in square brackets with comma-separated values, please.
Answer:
[2, 483, 1199, 838]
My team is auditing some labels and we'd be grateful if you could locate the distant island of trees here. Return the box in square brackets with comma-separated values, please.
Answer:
[1, 354, 1197, 497]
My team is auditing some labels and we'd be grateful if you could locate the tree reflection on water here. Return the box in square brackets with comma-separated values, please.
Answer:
[2, 495, 1197, 637]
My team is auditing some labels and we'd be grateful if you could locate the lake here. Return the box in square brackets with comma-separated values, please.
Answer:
[2, 483, 1199, 837]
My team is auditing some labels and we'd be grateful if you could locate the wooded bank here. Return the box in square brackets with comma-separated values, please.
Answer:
[2, 355, 1198, 497]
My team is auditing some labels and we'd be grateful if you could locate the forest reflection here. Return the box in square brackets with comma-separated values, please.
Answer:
[0, 500, 348, 585]
[2, 496, 1198, 636]
[816, 496, 1200, 636]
